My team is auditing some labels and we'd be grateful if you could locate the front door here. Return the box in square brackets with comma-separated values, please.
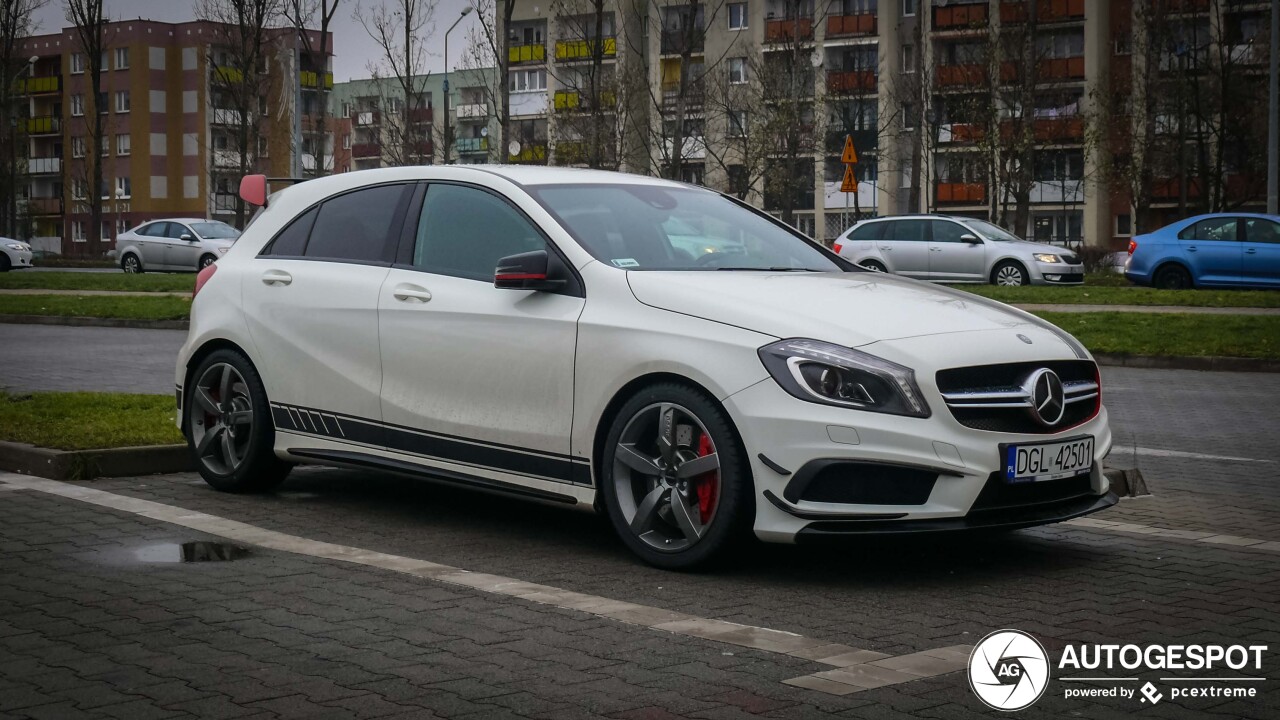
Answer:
[135, 222, 168, 269]
[877, 219, 931, 278]
[165, 222, 201, 271]
[928, 219, 987, 281]
[1178, 216, 1242, 286]
[378, 182, 584, 486]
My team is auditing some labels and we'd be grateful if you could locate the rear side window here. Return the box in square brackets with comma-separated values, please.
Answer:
[1179, 217, 1238, 242]
[139, 222, 167, 237]
[412, 184, 546, 281]
[930, 220, 969, 243]
[848, 222, 883, 241]
[304, 184, 410, 262]
[263, 207, 317, 257]
[888, 219, 928, 242]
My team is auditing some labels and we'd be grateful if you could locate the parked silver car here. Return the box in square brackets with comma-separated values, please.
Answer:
[116, 219, 240, 273]
[833, 214, 1084, 286]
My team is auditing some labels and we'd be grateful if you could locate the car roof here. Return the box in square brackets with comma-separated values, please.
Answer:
[139, 218, 224, 224]
[858, 214, 980, 222]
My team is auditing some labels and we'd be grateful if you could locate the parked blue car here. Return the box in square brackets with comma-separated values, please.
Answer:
[1124, 213, 1280, 289]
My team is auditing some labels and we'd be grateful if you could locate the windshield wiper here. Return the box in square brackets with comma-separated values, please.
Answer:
[714, 266, 820, 272]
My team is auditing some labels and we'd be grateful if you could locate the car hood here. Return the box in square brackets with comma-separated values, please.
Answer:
[627, 271, 1063, 347]
[991, 239, 1071, 255]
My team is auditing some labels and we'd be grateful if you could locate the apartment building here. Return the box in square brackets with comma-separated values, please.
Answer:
[13, 19, 331, 254]
[328, 69, 502, 172]
[496, 0, 1273, 247]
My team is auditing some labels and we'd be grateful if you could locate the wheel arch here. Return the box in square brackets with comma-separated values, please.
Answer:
[119, 248, 143, 269]
[1152, 259, 1195, 288]
[990, 257, 1029, 284]
[180, 338, 260, 433]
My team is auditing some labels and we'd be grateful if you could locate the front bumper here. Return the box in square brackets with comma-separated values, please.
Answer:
[5, 249, 33, 268]
[723, 377, 1113, 544]
[1031, 261, 1085, 285]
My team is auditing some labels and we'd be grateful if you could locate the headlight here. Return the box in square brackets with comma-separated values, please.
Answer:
[216, 246, 230, 254]
[758, 339, 930, 418]
[1033, 253, 1061, 263]
[5, 243, 23, 251]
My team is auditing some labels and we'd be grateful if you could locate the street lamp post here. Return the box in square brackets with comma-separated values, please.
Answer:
[5, 57, 37, 238]
[442, 7, 474, 166]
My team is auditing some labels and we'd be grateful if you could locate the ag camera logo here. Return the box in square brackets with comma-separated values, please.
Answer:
[969, 629, 1050, 711]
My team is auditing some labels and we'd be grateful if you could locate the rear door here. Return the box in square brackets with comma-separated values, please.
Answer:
[241, 182, 414, 449]
[165, 222, 201, 271]
[928, 219, 986, 281]
[1178, 216, 1242, 286]
[1242, 217, 1280, 288]
[878, 219, 931, 278]
[134, 222, 168, 268]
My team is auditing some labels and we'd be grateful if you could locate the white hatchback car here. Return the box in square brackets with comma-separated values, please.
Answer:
[1, 237, 34, 271]
[175, 167, 1115, 568]
[116, 218, 240, 273]
[834, 215, 1086, 285]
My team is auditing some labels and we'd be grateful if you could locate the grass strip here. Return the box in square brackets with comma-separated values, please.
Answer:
[1034, 312, 1280, 360]
[0, 271, 194, 293]
[0, 294, 191, 321]
[0, 390, 183, 450]
[958, 283, 1280, 308]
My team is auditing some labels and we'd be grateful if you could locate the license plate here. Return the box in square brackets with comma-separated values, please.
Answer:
[1003, 436, 1094, 483]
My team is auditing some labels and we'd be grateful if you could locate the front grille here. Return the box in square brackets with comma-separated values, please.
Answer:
[936, 360, 1099, 434]
[969, 472, 1094, 514]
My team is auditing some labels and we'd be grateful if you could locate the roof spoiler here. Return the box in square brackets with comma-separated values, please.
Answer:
[239, 175, 309, 208]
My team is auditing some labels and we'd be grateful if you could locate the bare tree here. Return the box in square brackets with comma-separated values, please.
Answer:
[285, 0, 340, 177]
[755, 0, 819, 225]
[356, 0, 437, 166]
[199, 0, 283, 227]
[465, 0, 517, 163]
[65, 0, 112, 256]
[1, 0, 48, 238]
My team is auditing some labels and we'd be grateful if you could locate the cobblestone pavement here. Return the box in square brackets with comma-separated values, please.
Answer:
[0, 324, 184, 394]
[2, 366, 1278, 718]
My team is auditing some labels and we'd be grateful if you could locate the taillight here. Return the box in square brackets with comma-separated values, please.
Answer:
[833, 242, 843, 254]
[193, 262, 217, 299]
[1127, 240, 1137, 255]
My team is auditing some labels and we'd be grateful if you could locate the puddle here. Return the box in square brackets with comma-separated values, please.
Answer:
[134, 541, 250, 563]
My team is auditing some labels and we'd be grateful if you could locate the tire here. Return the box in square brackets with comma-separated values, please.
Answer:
[599, 382, 753, 570]
[0, 254, 10, 272]
[121, 253, 143, 274]
[991, 260, 1029, 286]
[185, 349, 291, 493]
[1153, 264, 1192, 290]
[860, 260, 887, 273]
[199, 254, 217, 270]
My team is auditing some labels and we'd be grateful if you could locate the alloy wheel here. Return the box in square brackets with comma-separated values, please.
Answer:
[612, 403, 721, 552]
[995, 265, 1025, 286]
[189, 363, 254, 475]
[123, 255, 139, 273]
[200, 256, 215, 269]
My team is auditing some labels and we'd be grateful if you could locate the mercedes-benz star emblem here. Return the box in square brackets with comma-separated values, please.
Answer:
[1024, 368, 1065, 426]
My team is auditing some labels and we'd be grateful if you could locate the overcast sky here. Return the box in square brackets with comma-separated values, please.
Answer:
[31, 0, 485, 82]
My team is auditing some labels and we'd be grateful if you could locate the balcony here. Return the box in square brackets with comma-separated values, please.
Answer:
[826, 70, 876, 94]
[26, 197, 63, 215]
[938, 122, 985, 143]
[508, 44, 546, 64]
[1038, 56, 1085, 80]
[351, 142, 380, 158]
[825, 14, 876, 38]
[555, 37, 617, 61]
[213, 149, 244, 167]
[1030, 116, 1083, 141]
[212, 108, 241, 125]
[1000, 0, 1085, 23]
[212, 66, 243, 84]
[765, 17, 813, 42]
[553, 90, 617, 111]
[300, 71, 334, 89]
[406, 141, 433, 158]
[825, 129, 878, 154]
[933, 2, 989, 29]
[301, 153, 334, 172]
[660, 30, 704, 55]
[408, 107, 433, 124]
[14, 75, 61, 95]
[28, 157, 61, 174]
[509, 144, 547, 163]
[1029, 180, 1084, 203]
[661, 84, 704, 108]
[26, 116, 60, 135]
[213, 193, 238, 212]
[936, 62, 1018, 87]
[355, 110, 380, 127]
[456, 103, 488, 119]
[456, 137, 489, 153]
[936, 182, 986, 204]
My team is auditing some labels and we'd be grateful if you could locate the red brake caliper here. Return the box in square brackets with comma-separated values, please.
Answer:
[694, 434, 718, 524]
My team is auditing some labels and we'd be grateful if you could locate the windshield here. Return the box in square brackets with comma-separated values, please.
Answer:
[966, 219, 1023, 242]
[190, 221, 240, 240]
[528, 184, 842, 272]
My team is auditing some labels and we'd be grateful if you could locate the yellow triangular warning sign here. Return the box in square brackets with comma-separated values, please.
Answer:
[841, 135, 858, 164]
[840, 165, 858, 193]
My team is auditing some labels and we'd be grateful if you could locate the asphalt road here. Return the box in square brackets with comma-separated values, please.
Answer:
[0, 323, 185, 394]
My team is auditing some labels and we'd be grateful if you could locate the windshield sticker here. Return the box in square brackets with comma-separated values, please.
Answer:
[611, 258, 640, 268]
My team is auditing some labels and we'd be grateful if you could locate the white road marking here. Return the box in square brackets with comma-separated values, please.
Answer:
[1129, 446, 1274, 463]
[0, 472, 969, 695]
[1065, 516, 1280, 553]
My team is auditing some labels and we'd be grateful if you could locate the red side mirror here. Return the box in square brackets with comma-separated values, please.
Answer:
[239, 174, 267, 207]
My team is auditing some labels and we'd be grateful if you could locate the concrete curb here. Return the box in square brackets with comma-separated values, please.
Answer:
[1094, 353, 1280, 373]
[0, 314, 189, 330]
[0, 440, 192, 481]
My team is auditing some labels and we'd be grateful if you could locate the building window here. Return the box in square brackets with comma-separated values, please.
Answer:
[71, 53, 84, 74]
[1116, 213, 1132, 236]
[258, 136, 268, 157]
[342, 134, 351, 149]
[728, 109, 748, 136]
[72, 179, 87, 199]
[116, 90, 130, 113]
[900, 162, 912, 189]
[117, 218, 129, 235]
[72, 221, 85, 241]
[98, 91, 108, 113]
[116, 134, 130, 156]
[101, 139, 109, 156]
[72, 136, 86, 158]
[903, 102, 916, 130]
[115, 47, 129, 69]
[102, 221, 112, 240]
[727, 57, 748, 84]
[902, 44, 915, 72]
[508, 69, 547, 93]
[259, 95, 268, 115]
[115, 176, 132, 199]
[214, 134, 229, 150]
[728, 2, 747, 29]
[71, 94, 84, 116]
[341, 102, 351, 117]
[902, 0, 916, 17]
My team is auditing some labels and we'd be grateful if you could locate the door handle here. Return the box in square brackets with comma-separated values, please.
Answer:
[261, 270, 292, 286]
[392, 284, 432, 303]
[1245, 248, 1257, 254]
[1186, 245, 1198, 252]
[878, 245, 892, 251]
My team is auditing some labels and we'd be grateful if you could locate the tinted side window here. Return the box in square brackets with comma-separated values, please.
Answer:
[930, 220, 969, 243]
[1180, 217, 1237, 241]
[888, 219, 928, 242]
[412, 184, 546, 281]
[1245, 218, 1280, 244]
[263, 207, 318, 257]
[139, 222, 166, 237]
[305, 184, 409, 262]
[848, 222, 883, 241]
[167, 223, 190, 239]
